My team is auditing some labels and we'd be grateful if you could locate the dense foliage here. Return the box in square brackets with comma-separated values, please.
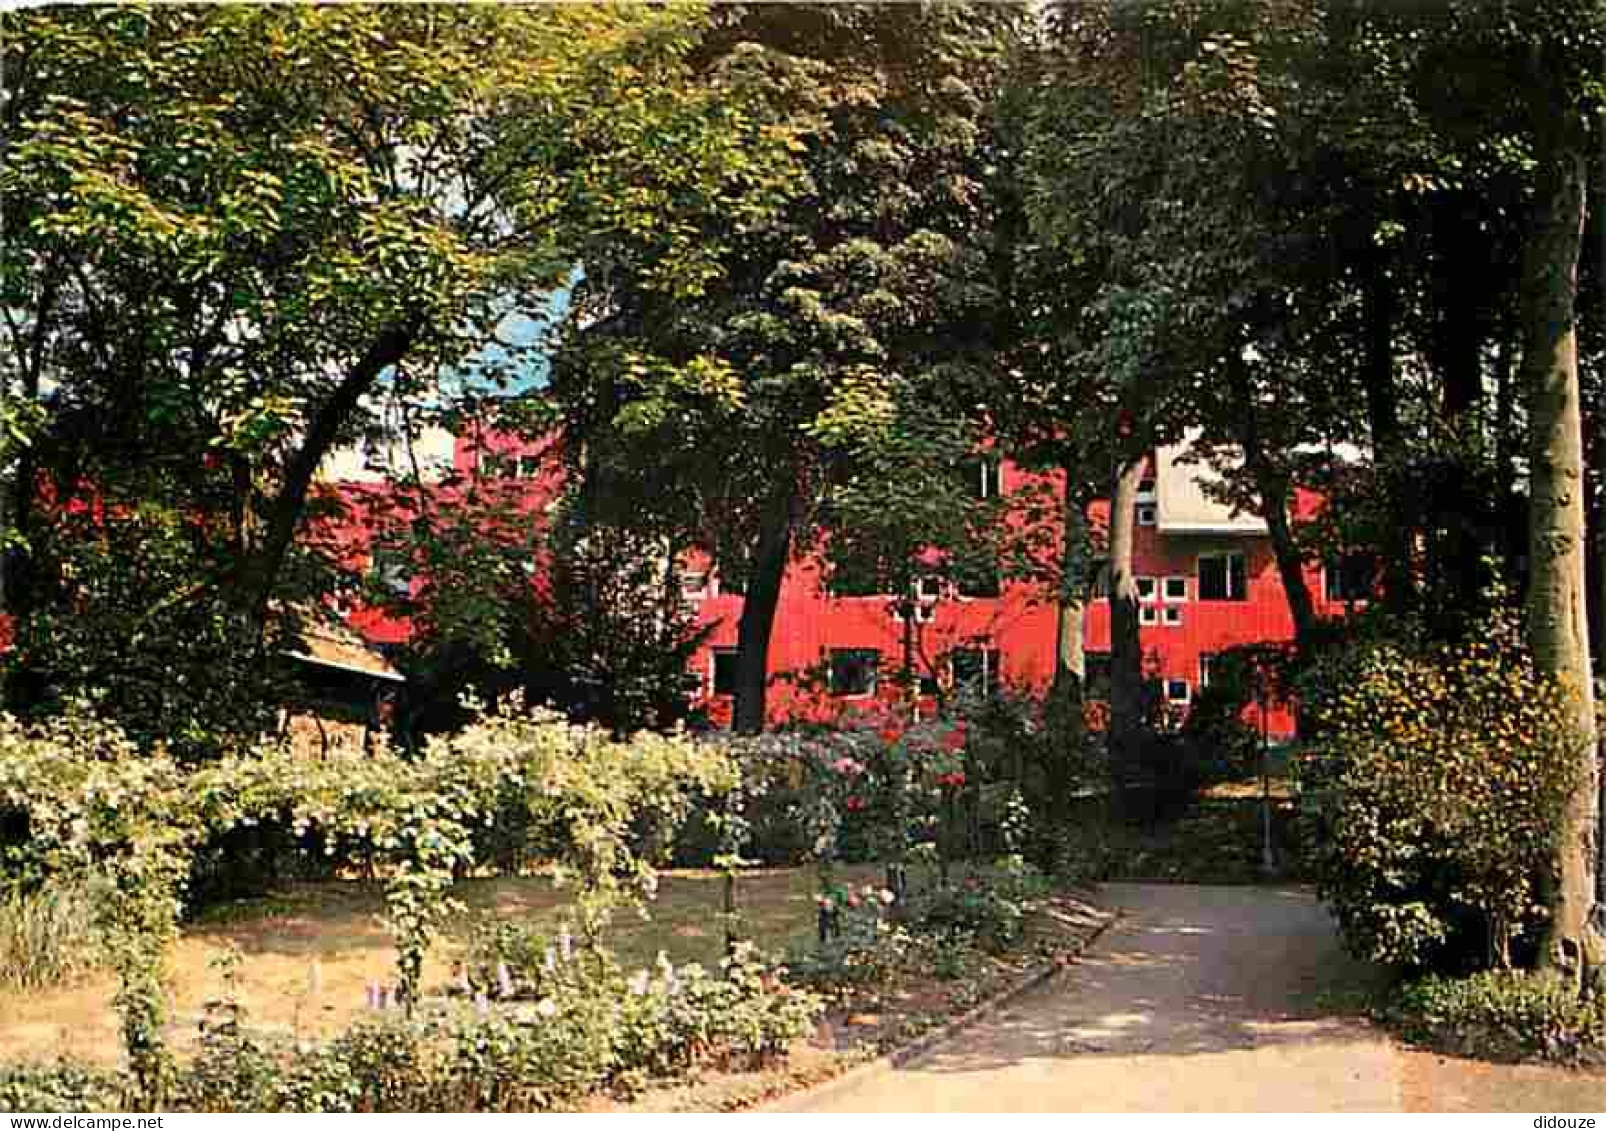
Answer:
[1298, 612, 1581, 971]
[1386, 969, 1606, 1064]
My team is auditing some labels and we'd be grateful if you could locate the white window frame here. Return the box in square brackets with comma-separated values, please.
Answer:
[890, 601, 935, 625]
[680, 569, 710, 600]
[1139, 604, 1159, 626]
[1162, 576, 1188, 603]
[1137, 503, 1158, 527]
[978, 458, 1001, 499]
[1135, 576, 1158, 602]
[1196, 551, 1248, 601]
[914, 575, 943, 601]
[1161, 606, 1183, 627]
[1166, 678, 1191, 705]
[951, 646, 1001, 696]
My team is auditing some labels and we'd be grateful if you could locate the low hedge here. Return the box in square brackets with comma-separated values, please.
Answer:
[1384, 969, 1606, 1064]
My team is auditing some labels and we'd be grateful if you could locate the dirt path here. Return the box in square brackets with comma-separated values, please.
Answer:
[772, 883, 1399, 1112]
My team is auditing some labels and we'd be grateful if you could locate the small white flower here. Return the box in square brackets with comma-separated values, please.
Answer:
[535, 997, 558, 1018]
[878, 888, 896, 906]
[543, 947, 556, 973]
[474, 992, 490, 1016]
[628, 969, 650, 996]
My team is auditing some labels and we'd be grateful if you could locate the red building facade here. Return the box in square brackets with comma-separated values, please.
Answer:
[402, 431, 1352, 738]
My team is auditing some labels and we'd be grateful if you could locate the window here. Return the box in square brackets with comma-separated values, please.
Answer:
[891, 601, 935, 625]
[1139, 604, 1159, 626]
[370, 547, 412, 596]
[1324, 552, 1377, 603]
[1166, 678, 1191, 705]
[711, 649, 738, 696]
[963, 456, 1002, 500]
[1161, 606, 1183, 627]
[1198, 552, 1248, 601]
[918, 671, 940, 697]
[1163, 576, 1188, 602]
[1135, 576, 1158, 602]
[951, 647, 1001, 697]
[914, 575, 943, 601]
[1137, 503, 1158, 527]
[1136, 477, 1157, 504]
[1085, 652, 1112, 700]
[680, 570, 709, 600]
[829, 649, 880, 697]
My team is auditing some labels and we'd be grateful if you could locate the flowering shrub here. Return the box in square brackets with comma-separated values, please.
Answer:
[15, 942, 820, 1113]
[0, 699, 738, 1094]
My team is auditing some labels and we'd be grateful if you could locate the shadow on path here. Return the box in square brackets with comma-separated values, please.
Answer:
[775, 883, 1399, 1112]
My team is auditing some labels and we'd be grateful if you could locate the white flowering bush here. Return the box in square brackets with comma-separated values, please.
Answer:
[0, 698, 738, 1101]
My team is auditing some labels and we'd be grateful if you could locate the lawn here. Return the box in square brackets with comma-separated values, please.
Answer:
[0, 865, 885, 1067]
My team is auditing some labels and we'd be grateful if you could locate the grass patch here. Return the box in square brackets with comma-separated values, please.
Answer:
[0, 882, 100, 993]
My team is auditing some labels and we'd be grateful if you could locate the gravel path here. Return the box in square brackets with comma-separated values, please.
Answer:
[773, 883, 1400, 1112]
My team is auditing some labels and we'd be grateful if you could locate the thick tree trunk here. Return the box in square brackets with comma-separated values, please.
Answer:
[1519, 141, 1602, 987]
[1107, 456, 1145, 781]
[1360, 248, 1416, 615]
[1228, 354, 1318, 656]
[732, 483, 798, 734]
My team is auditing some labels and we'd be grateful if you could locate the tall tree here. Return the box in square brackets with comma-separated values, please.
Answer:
[552, 3, 1024, 732]
[0, 5, 790, 734]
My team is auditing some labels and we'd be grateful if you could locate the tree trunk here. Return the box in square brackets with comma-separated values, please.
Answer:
[1519, 141, 1602, 987]
[732, 483, 798, 734]
[1360, 247, 1416, 615]
[1107, 456, 1145, 783]
[1228, 353, 1318, 656]
[1044, 467, 1088, 837]
[234, 322, 415, 634]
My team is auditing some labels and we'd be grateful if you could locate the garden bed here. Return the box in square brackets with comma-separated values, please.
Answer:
[608, 885, 1113, 1112]
[0, 867, 1111, 1113]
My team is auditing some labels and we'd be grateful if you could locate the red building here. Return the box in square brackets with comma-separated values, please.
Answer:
[324, 430, 1357, 739]
[0, 431, 1355, 740]
[672, 443, 1353, 738]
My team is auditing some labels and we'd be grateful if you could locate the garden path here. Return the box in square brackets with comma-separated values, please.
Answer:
[772, 883, 1401, 1112]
